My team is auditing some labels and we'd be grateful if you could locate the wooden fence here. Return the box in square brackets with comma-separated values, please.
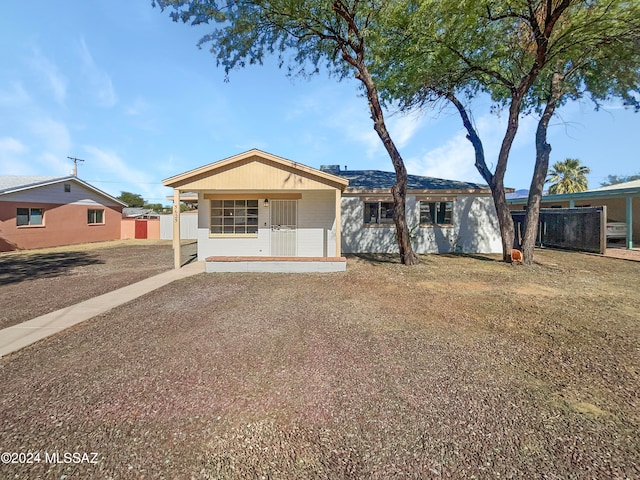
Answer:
[512, 207, 606, 254]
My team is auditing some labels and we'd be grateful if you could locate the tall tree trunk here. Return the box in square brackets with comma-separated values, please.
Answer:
[446, 93, 492, 184]
[447, 92, 514, 262]
[491, 97, 528, 261]
[333, 1, 419, 265]
[448, 0, 571, 263]
[362, 71, 419, 265]
[521, 72, 565, 264]
[491, 177, 516, 262]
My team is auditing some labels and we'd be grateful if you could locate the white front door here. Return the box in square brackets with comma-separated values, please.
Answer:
[270, 200, 297, 256]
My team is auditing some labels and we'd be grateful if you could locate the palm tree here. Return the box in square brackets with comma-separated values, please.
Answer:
[546, 158, 590, 194]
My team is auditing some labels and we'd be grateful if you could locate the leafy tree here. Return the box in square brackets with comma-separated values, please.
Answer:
[373, 0, 575, 262]
[143, 203, 165, 212]
[601, 174, 640, 187]
[153, 0, 420, 265]
[517, 0, 639, 263]
[373, 0, 639, 263]
[545, 158, 590, 194]
[118, 191, 145, 207]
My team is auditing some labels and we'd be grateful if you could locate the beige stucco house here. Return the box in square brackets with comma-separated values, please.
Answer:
[163, 149, 503, 272]
[163, 149, 348, 272]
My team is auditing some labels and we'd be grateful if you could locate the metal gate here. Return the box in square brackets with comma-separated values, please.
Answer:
[270, 200, 297, 256]
[511, 206, 606, 254]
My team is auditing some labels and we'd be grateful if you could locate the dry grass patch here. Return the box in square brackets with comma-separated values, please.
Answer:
[0, 240, 195, 329]
[0, 249, 638, 478]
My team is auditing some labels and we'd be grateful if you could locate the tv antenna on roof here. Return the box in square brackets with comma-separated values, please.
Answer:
[67, 156, 85, 177]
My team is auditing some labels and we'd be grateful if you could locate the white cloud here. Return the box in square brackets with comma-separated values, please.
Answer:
[285, 92, 324, 120]
[26, 118, 78, 174]
[82, 145, 161, 202]
[28, 47, 68, 104]
[0, 136, 69, 176]
[0, 137, 28, 155]
[0, 137, 30, 175]
[321, 95, 424, 160]
[0, 82, 32, 107]
[406, 130, 484, 183]
[325, 101, 381, 158]
[405, 111, 538, 184]
[125, 97, 149, 116]
[79, 38, 117, 108]
[289, 87, 383, 159]
[30, 117, 72, 156]
[124, 97, 161, 133]
[38, 152, 74, 175]
[386, 111, 424, 149]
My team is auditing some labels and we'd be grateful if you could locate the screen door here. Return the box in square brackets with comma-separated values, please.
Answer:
[270, 200, 297, 256]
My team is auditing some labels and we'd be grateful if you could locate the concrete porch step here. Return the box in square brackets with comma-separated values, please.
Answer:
[205, 256, 347, 272]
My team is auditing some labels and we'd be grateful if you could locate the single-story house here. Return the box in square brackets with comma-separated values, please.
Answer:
[163, 149, 503, 272]
[333, 166, 502, 256]
[0, 175, 126, 252]
[507, 180, 639, 249]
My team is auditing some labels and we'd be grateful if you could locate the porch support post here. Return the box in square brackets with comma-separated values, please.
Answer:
[173, 188, 181, 269]
[335, 189, 342, 257]
[569, 198, 575, 208]
[626, 195, 633, 249]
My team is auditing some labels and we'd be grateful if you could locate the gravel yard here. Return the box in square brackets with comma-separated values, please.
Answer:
[0, 248, 639, 478]
[0, 240, 196, 329]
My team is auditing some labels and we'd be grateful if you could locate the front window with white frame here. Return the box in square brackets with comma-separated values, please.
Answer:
[210, 199, 259, 235]
[87, 209, 104, 225]
[16, 207, 44, 226]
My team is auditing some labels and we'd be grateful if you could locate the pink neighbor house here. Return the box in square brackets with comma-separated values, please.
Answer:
[0, 175, 126, 252]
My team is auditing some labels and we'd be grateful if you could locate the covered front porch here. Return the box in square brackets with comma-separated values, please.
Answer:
[162, 150, 348, 273]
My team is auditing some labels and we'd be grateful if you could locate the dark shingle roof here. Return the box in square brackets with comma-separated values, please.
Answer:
[333, 169, 489, 192]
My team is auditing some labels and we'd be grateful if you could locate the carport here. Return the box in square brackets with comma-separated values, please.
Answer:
[507, 180, 639, 250]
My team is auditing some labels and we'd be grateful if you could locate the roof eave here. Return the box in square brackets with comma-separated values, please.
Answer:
[507, 187, 640, 204]
[344, 188, 495, 195]
[0, 176, 73, 195]
[163, 149, 349, 189]
[0, 176, 127, 207]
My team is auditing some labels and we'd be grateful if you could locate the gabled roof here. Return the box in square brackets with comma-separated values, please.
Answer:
[163, 149, 349, 190]
[339, 170, 490, 192]
[0, 175, 127, 206]
[319, 166, 494, 193]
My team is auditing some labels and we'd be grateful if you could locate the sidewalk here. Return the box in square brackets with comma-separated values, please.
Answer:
[0, 261, 205, 358]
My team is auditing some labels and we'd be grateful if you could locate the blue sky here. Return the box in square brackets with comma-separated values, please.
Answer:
[1, 1, 638, 206]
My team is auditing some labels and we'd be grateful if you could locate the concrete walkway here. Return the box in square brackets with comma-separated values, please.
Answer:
[0, 261, 205, 358]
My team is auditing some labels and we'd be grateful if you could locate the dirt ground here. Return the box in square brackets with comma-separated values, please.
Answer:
[0, 247, 638, 479]
[0, 240, 196, 329]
